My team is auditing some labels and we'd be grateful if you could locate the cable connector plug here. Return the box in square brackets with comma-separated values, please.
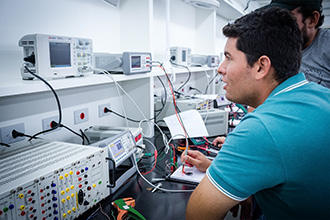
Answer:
[11, 129, 25, 139]
[104, 107, 112, 113]
[50, 120, 59, 128]
[78, 66, 92, 73]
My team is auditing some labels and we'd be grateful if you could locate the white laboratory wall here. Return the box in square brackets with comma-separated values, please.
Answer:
[152, 0, 227, 62]
[120, 0, 153, 52]
[216, 15, 229, 60]
[0, 0, 122, 83]
[170, 0, 197, 50]
[152, 0, 168, 62]
[195, 9, 217, 54]
[214, 16, 227, 96]
[152, 0, 199, 62]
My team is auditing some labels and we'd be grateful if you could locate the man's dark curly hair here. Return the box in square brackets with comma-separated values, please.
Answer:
[222, 7, 303, 84]
[298, 5, 325, 28]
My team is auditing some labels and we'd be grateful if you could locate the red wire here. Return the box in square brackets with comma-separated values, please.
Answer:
[164, 68, 188, 138]
[170, 143, 176, 160]
[157, 64, 188, 139]
[203, 136, 210, 147]
[141, 150, 158, 175]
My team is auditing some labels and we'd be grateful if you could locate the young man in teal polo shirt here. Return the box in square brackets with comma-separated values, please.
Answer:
[182, 7, 330, 220]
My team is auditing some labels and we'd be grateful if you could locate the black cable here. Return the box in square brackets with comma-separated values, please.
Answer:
[152, 61, 169, 119]
[173, 90, 185, 99]
[48, 121, 86, 144]
[136, 145, 146, 151]
[161, 64, 190, 140]
[80, 129, 91, 145]
[169, 59, 192, 92]
[0, 142, 10, 147]
[24, 66, 88, 143]
[105, 61, 167, 123]
[12, 129, 35, 139]
[155, 76, 167, 113]
[24, 66, 62, 140]
[153, 60, 192, 145]
[12, 123, 87, 146]
[101, 61, 170, 123]
[159, 66, 191, 142]
[190, 87, 203, 94]
[204, 73, 220, 94]
[104, 108, 141, 123]
[59, 124, 85, 144]
[105, 106, 166, 124]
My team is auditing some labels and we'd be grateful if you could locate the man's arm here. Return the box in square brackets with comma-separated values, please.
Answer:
[186, 175, 240, 220]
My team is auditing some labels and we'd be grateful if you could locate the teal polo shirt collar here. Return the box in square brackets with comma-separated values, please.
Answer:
[269, 73, 308, 98]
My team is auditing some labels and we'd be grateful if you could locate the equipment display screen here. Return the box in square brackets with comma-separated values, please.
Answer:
[49, 42, 71, 68]
[182, 50, 186, 62]
[111, 140, 125, 158]
[131, 56, 141, 69]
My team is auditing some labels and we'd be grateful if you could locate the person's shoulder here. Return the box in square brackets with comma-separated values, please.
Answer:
[318, 28, 330, 38]
[320, 28, 330, 33]
[307, 80, 330, 92]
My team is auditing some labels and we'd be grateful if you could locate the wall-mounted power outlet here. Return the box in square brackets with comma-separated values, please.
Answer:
[99, 103, 111, 118]
[42, 116, 60, 132]
[184, 84, 192, 93]
[74, 108, 89, 124]
[178, 83, 186, 93]
[0, 123, 25, 144]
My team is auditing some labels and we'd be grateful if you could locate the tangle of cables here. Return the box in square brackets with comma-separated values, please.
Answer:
[8, 66, 90, 145]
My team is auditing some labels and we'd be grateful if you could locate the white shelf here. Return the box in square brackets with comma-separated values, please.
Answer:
[0, 67, 216, 98]
[0, 73, 151, 98]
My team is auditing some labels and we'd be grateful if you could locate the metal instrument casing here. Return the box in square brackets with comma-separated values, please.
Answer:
[0, 140, 109, 220]
[19, 34, 93, 80]
[93, 52, 152, 74]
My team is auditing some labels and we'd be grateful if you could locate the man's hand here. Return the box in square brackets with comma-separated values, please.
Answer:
[181, 150, 211, 172]
[212, 136, 226, 149]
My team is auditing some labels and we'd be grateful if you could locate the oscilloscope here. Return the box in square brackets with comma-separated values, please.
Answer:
[19, 34, 93, 80]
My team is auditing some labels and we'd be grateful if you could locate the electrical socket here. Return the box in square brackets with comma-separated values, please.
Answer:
[99, 103, 111, 118]
[184, 84, 192, 93]
[42, 116, 60, 132]
[179, 84, 186, 93]
[0, 123, 25, 144]
[74, 108, 89, 124]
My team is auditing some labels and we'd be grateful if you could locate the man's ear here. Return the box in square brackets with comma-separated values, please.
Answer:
[307, 11, 320, 28]
[254, 55, 271, 80]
